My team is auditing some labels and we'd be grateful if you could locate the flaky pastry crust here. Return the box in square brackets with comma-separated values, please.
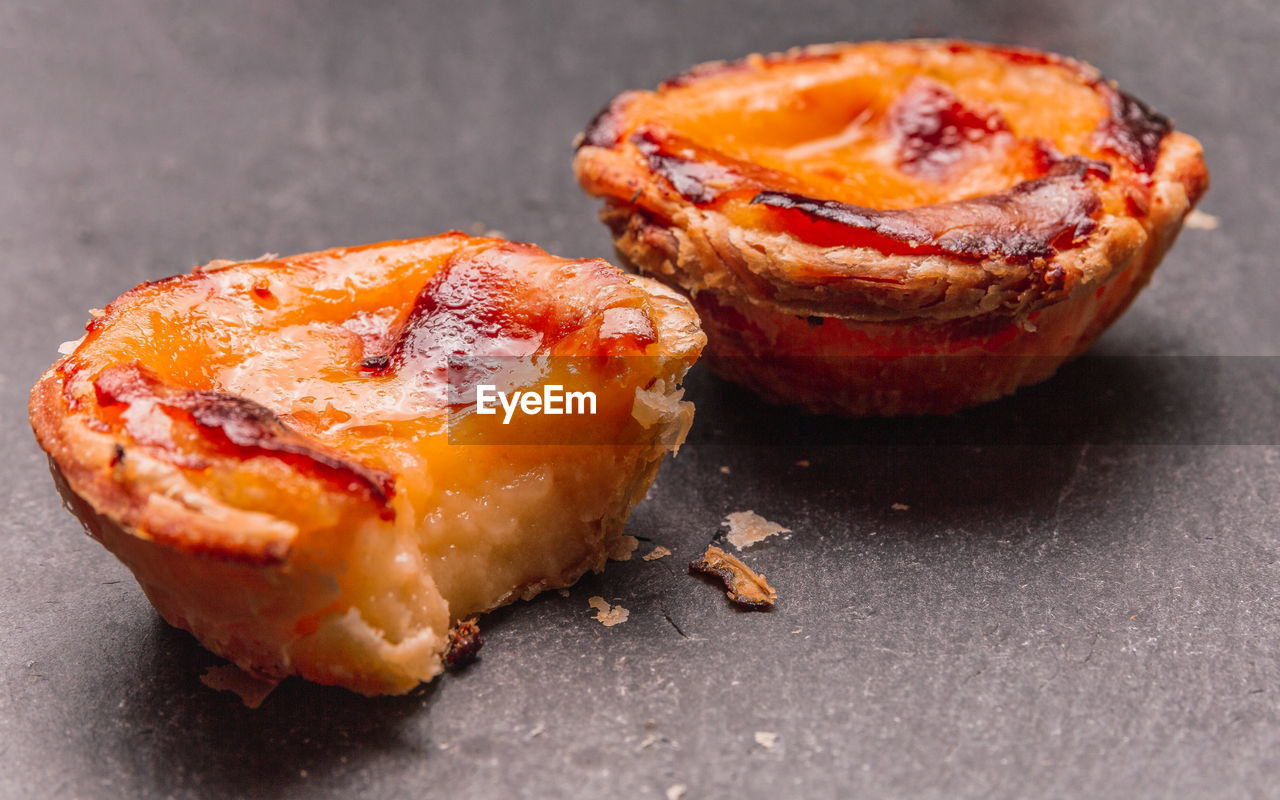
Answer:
[30, 235, 704, 694]
[574, 40, 1208, 415]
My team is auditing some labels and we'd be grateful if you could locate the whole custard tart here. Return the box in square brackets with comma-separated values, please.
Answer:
[573, 40, 1209, 416]
[29, 234, 704, 695]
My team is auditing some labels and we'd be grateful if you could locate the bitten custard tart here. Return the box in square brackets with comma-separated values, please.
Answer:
[29, 234, 704, 695]
[574, 40, 1209, 415]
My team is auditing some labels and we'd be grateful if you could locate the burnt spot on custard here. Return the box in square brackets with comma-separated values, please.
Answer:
[381, 241, 658, 377]
[1094, 87, 1171, 174]
[631, 130, 734, 206]
[944, 40, 1171, 173]
[629, 128, 801, 208]
[752, 157, 1110, 265]
[93, 362, 397, 516]
[389, 245, 544, 370]
[579, 92, 642, 149]
[887, 78, 1011, 179]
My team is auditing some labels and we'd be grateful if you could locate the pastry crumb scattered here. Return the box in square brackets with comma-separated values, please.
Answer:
[666, 785, 688, 800]
[199, 664, 279, 708]
[588, 596, 630, 626]
[690, 546, 777, 610]
[719, 465, 731, 474]
[607, 534, 640, 561]
[1184, 209, 1219, 230]
[443, 617, 484, 669]
[754, 731, 779, 749]
[794, 459, 810, 467]
[724, 510, 789, 550]
[558, 588, 571, 598]
[891, 503, 910, 511]
[643, 545, 672, 561]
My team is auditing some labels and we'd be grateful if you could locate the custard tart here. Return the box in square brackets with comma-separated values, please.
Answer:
[573, 40, 1209, 415]
[30, 234, 704, 695]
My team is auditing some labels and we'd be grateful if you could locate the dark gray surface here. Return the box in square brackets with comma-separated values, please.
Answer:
[2, 1, 1275, 798]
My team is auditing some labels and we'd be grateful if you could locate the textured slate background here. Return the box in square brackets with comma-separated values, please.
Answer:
[2, 1, 1275, 798]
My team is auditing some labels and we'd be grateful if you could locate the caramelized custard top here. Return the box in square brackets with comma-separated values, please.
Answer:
[51, 235, 689, 546]
[579, 41, 1175, 264]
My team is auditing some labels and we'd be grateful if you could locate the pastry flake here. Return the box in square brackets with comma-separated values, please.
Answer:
[690, 545, 777, 610]
[723, 510, 789, 550]
[588, 596, 630, 627]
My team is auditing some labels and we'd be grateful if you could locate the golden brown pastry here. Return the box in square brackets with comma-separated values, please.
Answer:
[573, 40, 1209, 415]
[30, 234, 704, 695]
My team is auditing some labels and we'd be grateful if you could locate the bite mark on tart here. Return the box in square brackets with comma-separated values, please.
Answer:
[30, 234, 705, 695]
[573, 40, 1209, 415]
